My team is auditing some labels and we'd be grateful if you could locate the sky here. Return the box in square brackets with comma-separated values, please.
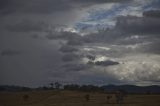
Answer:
[0, 0, 160, 87]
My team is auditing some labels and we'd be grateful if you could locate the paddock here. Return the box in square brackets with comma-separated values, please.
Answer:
[0, 90, 160, 106]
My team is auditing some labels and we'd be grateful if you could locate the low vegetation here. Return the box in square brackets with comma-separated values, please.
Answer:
[0, 90, 160, 106]
[0, 83, 160, 106]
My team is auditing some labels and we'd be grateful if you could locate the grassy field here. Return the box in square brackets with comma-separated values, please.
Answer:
[0, 90, 160, 106]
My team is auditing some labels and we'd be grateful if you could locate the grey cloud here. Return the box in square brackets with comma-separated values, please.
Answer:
[143, 10, 160, 18]
[82, 12, 160, 45]
[63, 64, 90, 71]
[62, 53, 80, 62]
[69, 71, 121, 85]
[1, 49, 21, 56]
[46, 31, 81, 40]
[114, 36, 149, 45]
[0, 0, 10, 10]
[0, 0, 128, 15]
[116, 15, 160, 35]
[5, 20, 48, 32]
[86, 55, 96, 61]
[95, 60, 119, 66]
[61, 33, 83, 44]
[0, 0, 18, 15]
[31, 34, 41, 39]
[87, 10, 160, 44]
[59, 45, 78, 53]
[0, 0, 71, 15]
[140, 41, 160, 54]
[88, 60, 119, 66]
[67, 38, 83, 46]
[78, 0, 128, 3]
[0, 35, 62, 87]
[45, 32, 60, 40]
[55, 32, 84, 45]
[1, 0, 160, 86]
[70, 0, 129, 5]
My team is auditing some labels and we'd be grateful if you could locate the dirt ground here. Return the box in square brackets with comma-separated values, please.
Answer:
[0, 90, 160, 106]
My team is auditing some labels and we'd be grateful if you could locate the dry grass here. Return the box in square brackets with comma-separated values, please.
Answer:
[0, 90, 160, 106]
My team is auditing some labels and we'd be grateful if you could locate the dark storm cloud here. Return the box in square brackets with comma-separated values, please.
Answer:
[0, 0, 71, 15]
[115, 10, 160, 35]
[46, 30, 100, 45]
[1, 0, 160, 86]
[0, 0, 128, 15]
[86, 55, 96, 61]
[31, 34, 41, 39]
[70, 0, 128, 4]
[77, 9, 160, 45]
[143, 10, 160, 18]
[0, 0, 17, 15]
[46, 31, 81, 41]
[45, 32, 60, 40]
[59, 45, 78, 53]
[88, 60, 119, 66]
[0, 35, 62, 87]
[62, 53, 80, 62]
[51, 31, 84, 45]
[0, 0, 10, 10]
[67, 38, 83, 46]
[6, 20, 48, 32]
[63, 64, 90, 71]
[81, 10, 160, 44]
[1, 49, 21, 56]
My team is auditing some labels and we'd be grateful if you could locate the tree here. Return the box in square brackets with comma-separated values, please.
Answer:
[55, 82, 61, 89]
[64, 84, 80, 90]
[50, 83, 54, 89]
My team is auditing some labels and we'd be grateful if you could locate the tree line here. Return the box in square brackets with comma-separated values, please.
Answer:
[37, 82, 104, 92]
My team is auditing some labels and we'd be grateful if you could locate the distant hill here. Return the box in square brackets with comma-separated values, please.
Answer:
[0, 85, 31, 92]
[1, 84, 160, 94]
[102, 85, 160, 94]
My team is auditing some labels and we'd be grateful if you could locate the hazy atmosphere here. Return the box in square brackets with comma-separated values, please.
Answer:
[0, 0, 160, 87]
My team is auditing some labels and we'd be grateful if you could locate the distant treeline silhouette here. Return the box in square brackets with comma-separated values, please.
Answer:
[64, 84, 104, 92]
[1, 83, 160, 94]
[0, 85, 31, 92]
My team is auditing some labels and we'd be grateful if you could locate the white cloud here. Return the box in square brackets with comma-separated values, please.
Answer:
[104, 54, 160, 85]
